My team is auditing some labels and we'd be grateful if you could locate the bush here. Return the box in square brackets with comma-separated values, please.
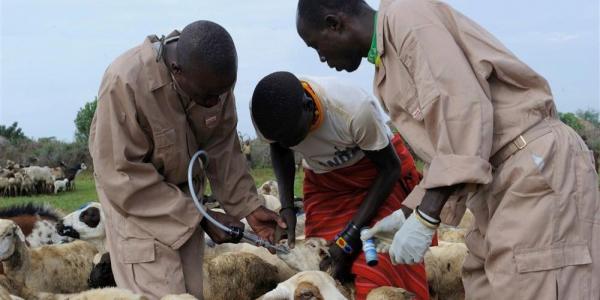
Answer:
[74, 98, 98, 145]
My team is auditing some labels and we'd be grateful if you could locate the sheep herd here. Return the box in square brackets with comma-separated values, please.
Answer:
[0, 181, 472, 300]
[0, 160, 87, 197]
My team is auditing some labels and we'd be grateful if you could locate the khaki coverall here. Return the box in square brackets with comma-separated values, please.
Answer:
[89, 32, 263, 299]
[373, 0, 599, 299]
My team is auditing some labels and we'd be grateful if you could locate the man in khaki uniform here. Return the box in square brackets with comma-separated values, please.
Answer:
[90, 21, 285, 299]
[296, 0, 599, 299]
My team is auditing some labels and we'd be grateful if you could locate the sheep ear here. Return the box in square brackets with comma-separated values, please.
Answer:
[14, 226, 25, 242]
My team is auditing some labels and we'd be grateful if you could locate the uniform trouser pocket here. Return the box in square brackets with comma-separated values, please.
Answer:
[119, 238, 186, 299]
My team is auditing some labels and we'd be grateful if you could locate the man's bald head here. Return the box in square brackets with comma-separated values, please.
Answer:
[177, 20, 237, 78]
[296, 0, 374, 72]
[297, 0, 366, 30]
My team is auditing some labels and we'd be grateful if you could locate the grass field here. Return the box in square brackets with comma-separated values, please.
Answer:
[0, 168, 303, 214]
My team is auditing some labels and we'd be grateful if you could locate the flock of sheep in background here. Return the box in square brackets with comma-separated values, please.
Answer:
[0, 160, 87, 197]
[0, 180, 472, 300]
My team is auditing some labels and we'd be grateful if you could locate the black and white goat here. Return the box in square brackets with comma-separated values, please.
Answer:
[60, 162, 87, 191]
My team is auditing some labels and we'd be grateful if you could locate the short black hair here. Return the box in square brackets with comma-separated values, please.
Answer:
[297, 0, 366, 29]
[251, 72, 305, 139]
[177, 20, 237, 76]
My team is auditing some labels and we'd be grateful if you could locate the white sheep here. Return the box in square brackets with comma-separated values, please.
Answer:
[424, 242, 467, 300]
[204, 252, 280, 300]
[0, 219, 98, 294]
[56, 202, 106, 253]
[259, 180, 279, 198]
[53, 179, 69, 194]
[260, 271, 350, 300]
[36, 287, 198, 300]
[23, 166, 54, 194]
[366, 286, 416, 300]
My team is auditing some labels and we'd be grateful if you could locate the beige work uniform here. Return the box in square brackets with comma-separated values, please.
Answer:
[374, 0, 599, 299]
[89, 31, 263, 299]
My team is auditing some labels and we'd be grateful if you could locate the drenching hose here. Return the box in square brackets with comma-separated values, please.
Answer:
[187, 150, 289, 254]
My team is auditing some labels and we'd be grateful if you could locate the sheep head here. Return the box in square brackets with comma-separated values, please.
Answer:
[277, 238, 329, 272]
[0, 219, 25, 261]
[57, 202, 105, 240]
[261, 271, 348, 300]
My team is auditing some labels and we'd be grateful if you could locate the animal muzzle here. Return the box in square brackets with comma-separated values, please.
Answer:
[56, 221, 80, 239]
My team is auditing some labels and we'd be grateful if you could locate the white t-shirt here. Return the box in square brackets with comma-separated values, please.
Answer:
[253, 76, 391, 174]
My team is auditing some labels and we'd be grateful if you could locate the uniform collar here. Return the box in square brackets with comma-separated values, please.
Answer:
[141, 30, 181, 92]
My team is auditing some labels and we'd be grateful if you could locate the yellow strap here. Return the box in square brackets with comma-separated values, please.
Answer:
[301, 81, 324, 132]
[414, 211, 439, 230]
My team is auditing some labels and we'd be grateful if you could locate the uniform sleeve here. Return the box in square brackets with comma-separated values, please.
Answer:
[90, 75, 201, 249]
[203, 92, 264, 219]
[350, 98, 391, 151]
[389, 6, 494, 189]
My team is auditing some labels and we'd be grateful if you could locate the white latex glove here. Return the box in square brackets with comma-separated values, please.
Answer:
[360, 209, 406, 253]
[389, 213, 435, 265]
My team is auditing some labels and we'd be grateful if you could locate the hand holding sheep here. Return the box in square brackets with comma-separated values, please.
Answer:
[245, 206, 287, 253]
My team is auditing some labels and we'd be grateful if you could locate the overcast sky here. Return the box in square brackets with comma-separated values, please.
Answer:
[1, 0, 598, 141]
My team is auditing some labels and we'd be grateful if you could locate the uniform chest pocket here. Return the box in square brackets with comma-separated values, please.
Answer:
[154, 128, 176, 150]
[381, 61, 425, 122]
[385, 69, 423, 121]
[153, 128, 179, 173]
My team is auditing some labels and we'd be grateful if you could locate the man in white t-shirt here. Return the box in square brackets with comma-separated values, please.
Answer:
[250, 72, 430, 299]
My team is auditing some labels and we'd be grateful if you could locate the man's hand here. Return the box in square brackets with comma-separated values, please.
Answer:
[389, 212, 436, 265]
[360, 209, 406, 241]
[200, 209, 245, 244]
[246, 206, 287, 249]
[277, 207, 297, 248]
[320, 239, 360, 284]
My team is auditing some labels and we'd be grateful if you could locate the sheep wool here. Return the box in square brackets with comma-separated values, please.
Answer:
[0, 219, 98, 294]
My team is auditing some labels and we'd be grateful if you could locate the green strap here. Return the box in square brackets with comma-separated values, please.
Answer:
[367, 12, 380, 66]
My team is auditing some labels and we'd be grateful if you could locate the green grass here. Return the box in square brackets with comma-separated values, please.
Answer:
[0, 168, 302, 213]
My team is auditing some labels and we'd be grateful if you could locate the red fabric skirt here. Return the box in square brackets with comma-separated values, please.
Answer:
[303, 134, 430, 300]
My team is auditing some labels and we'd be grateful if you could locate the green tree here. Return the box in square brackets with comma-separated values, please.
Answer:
[559, 112, 584, 134]
[576, 108, 600, 127]
[74, 97, 98, 145]
[0, 122, 27, 143]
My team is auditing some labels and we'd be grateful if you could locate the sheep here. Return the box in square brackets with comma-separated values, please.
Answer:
[88, 252, 115, 289]
[438, 227, 467, 243]
[259, 271, 350, 300]
[35, 288, 198, 300]
[56, 202, 106, 253]
[0, 203, 71, 248]
[23, 166, 54, 194]
[0, 219, 98, 294]
[204, 252, 280, 300]
[0, 177, 9, 197]
[277, 236, 467, 300]
[366, 286, 416, 300]
[259, 180, 279, 198]
[53, 179, 69, 194]
[423, 242, 467, 300]
[261, 193, 281, 212]
[204, 242, 298, 283]
[18, 171, 34, 196]
[36, 288, 146, 300]
[61, 162, 87, 191]
[276, 237, 329, 273]
[49, 167, 65, 182]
